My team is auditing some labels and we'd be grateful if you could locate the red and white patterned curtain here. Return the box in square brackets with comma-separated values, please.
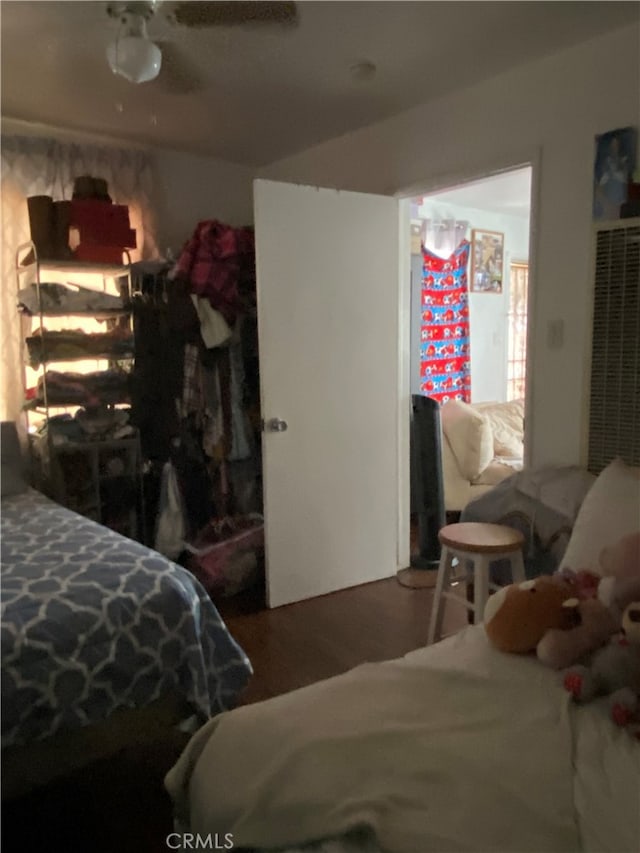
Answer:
[419, 241, 472, 404]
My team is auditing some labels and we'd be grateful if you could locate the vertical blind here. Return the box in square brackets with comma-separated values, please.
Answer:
[587, 220, 640, 473]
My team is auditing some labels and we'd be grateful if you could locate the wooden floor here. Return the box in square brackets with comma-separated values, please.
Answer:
[2, 572, 467, 853]
[218, 573, 466, 705]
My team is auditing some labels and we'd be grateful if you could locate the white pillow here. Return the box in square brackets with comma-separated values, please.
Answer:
[440, 399, 493, 481]
[474, 399, 525, 458]
[558, 458, 640, 576]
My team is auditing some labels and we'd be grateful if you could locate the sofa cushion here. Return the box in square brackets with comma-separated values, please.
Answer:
[475, 399, 525, 458]
[440, 399, 493, 481]
[472, 459, 523, 487]
[558, 458, 640, 577]
[441, 434, 473, 512]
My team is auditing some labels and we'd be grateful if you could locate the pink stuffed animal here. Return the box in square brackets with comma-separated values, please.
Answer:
[597, 531, 640, 620]
[537, 597, 619, 670]
[537, 531, 640, 670]
[563, 602, 640, 733]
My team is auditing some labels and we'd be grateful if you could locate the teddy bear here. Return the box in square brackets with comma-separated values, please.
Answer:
[536, 596, 619, 669]
[563, 601, 640, 732]
[484, 574, 580, 654]
[485, 531, 639, 669]
[538, 530, 640, 669]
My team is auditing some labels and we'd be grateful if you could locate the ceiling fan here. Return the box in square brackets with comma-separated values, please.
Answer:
[105, 1, 299, 89]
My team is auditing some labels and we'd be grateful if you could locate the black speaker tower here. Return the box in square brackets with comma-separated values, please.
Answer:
[410, 394, 446, 569]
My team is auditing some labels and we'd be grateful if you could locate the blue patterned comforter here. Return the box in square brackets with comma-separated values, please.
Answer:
[1, 490, 252, 749]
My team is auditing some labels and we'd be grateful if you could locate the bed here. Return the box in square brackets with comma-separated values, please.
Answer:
[1, 486, 252, 791]
[166, 624, 640, 853]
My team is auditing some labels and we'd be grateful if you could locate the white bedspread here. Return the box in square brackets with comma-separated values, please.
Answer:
[167, 625, 638, 853]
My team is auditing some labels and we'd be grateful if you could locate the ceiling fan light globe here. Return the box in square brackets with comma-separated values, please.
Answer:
[106, 36, 162, 83]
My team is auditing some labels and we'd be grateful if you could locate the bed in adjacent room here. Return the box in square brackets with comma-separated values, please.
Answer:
[1, 484, 252, 794]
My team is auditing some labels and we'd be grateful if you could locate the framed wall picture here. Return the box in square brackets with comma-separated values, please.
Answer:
[593, 126, 637, 221]
[470, 229, 504, 294]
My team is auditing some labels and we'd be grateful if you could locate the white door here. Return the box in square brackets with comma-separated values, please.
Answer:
[254, 179, 404, 607]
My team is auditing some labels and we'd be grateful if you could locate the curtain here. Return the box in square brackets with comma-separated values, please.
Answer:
[421, 217, 469, 258]
[0, 135, 159, 422]
[419, 240, 471, 404]
[507, 262, 529, 401]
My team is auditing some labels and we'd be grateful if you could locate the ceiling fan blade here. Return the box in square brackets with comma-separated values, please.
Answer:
[170, 1, 298, 28]
[154, 41, 204, 94]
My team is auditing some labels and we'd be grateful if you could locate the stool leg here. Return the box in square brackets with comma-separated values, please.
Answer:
[510, 550, 526, 584]
[473, 555, 491, 625]
[428, 546, 453, 645]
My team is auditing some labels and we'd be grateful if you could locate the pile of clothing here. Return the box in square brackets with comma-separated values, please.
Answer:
[31, 408, 135, 446]
[172, 220, 255, 326]
[25, 327, 133, 367]
[18, 281, 127, 316]
[29, 368, 130, 407]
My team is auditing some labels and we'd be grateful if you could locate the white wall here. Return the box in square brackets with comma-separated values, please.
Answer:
[259, 24, 640, 469]
[152, 148, 254, 255]
[412, 199, 530, 403]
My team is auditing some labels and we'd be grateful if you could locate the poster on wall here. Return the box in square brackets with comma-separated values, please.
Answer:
[470, 229, 504, 293]
[593, 126, 637, 221]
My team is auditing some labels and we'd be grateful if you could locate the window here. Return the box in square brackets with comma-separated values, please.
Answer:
[507, 262, 528, 401]
[1, 134, 155, 422]
[22, 269, 125, 422]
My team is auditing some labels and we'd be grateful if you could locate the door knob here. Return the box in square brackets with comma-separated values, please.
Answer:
[264, 417, 288, 432]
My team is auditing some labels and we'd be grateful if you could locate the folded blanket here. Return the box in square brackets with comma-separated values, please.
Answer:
[26, 329, 134, 367]
[34, 368, 130, 406]
[18, 282, 126, 316]
[166, 629, 580, 853]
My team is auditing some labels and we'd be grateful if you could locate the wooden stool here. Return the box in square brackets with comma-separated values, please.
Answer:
[427, 522, 525, 645]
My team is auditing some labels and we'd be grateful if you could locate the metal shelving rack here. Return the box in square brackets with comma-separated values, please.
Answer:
[16, 240, 145, 541]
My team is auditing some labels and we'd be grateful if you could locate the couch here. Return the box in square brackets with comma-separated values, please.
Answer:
[440, 398, 525, 512]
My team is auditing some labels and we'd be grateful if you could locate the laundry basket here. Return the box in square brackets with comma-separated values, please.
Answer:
[185, 514, 264, 597]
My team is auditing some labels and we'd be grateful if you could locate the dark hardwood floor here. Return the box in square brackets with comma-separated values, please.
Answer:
[2, 572, 466, 853]
[217, 573, 466, 705]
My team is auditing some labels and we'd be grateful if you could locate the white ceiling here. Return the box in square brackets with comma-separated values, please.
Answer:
[421, 167, 533, 219]
[1, 1, 638, 167]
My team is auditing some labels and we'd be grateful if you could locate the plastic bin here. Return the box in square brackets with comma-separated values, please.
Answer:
[185, 514, 264, 597]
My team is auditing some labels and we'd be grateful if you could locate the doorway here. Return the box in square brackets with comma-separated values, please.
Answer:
[406, 166, 533, 569]
[251, 173, 536, 607]
[410, 167, 532, 406]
